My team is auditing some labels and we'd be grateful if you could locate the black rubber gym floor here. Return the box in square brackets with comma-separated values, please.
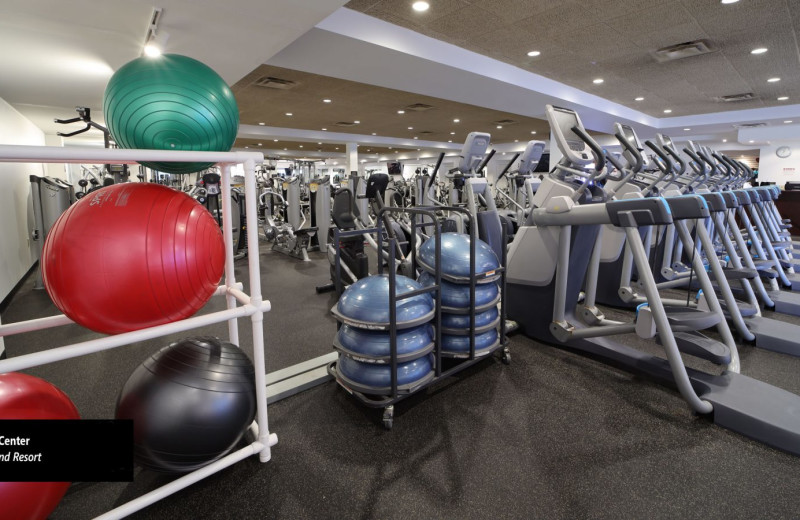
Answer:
[2, 245, 800, 519]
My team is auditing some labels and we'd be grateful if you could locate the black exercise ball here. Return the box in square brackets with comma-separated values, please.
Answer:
[116, 336, 256, 473]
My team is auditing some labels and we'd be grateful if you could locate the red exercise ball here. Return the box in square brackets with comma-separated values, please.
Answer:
[0, 373, 80, 520]
[41, 183, 225, 334]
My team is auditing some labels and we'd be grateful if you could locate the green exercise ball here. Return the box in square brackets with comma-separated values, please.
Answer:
[103, 54, 239, 174]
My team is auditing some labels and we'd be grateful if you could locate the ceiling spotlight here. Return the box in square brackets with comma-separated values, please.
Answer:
[778, 96, 790, 101]
[448, 140, 452, 143]
[414, 136, 418, 139]
[768, 77, 781, 83]
[244, 146, 249, 149]
[514, 140, 519, 143]
[720, 0, 739, 4]
[531, 131, 537, 135]
[664, 109, 673, 114]
[749, 140, 755, 143]
[412, 1, 430, 12]
[684, 128, 691, 131]
[258, 143, 262, 146]
[273, 139, 278, 142]
[751, 47, 768, 55]
[453, 118, 460, 123]
[323, 99, 331, 103]
[593, 78, 604, 84]
[408, 126, 414, 130]
[497, 125, 503, 129]
[299, 145, 303, 148]
[398, 110, 405, 114]
[723, 139, 728, 143]
[317, 142, 322, 145]
[635, 97, 644, 101]
[785, 120, 793, 124]
[527, 50, 541, 57]
[372, 132, 377, 135]
[322, 128, 327, 131]
[258, 122, 265, 126]
[450, 132, 455, 135]
[354, 120, 360, 124]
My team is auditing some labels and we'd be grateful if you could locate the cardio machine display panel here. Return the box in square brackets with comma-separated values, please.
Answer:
[546, 105, 592, 166]
[616, 123, 649, 168]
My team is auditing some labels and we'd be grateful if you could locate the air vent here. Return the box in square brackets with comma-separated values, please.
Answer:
[492, 119, 518, 126]
[733, 122, 767, 129]
[714, 93, 756, 102]
[652, 40, 716, 62]
[335, 121, 357, 127]
[404, 103, 435, 112]
[255, 76, 297, 89]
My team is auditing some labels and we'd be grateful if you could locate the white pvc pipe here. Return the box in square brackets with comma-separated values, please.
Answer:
[245, 158, 274, 463]
[0, 304, 257, 374]
[92, 436, 275, 520]
[221, 164, 240, 346]
[0, 144, 263, 165]
[0, 314, 73, 337]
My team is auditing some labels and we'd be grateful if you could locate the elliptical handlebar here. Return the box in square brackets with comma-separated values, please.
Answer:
[474, 149, 496, 175]
[497, 152, 521, 182]
[614, 131, 644, 173]
[712, 152, 732, 177]
[644, 140, 673, 175]
[696, 149, 717, 175]
[572, 126, 605, 173]
[426, 152, 446, 191]
[603, 150, 626, 181]
[663, 145, 687, 176]
[683, 147, 707, 176]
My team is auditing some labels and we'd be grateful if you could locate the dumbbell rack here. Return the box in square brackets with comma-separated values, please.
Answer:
[327, 206, 510, 429]
[0, 144, 276, 519]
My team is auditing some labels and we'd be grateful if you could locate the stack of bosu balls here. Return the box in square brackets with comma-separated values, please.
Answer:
[332, 275, 436, 394]
[417, 233, 502, 357]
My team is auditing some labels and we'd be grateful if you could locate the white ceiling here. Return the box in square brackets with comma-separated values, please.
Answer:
[0, 0, 347, 137]
[0, 0, 794, 154]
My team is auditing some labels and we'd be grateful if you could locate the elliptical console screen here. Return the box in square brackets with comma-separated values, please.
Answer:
[551, 108, 585, 152]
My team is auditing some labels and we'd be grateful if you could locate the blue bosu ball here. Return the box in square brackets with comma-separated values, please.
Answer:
[441, 328, 499, 355]
[417, 271, 499, 310]
[336, 324, 434, 361]
[418, 233, 500, 280]
[336, 275, 434, 327]
[441, 307, 499, 331]
[337, 354, 434, 393]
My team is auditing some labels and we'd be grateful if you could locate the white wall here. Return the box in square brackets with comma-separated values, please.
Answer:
[0, 97, 46, 303]
[758, 141, 800, 186]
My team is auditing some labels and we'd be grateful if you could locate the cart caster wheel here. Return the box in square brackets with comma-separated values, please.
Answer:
[382, 406, 394, 430]
[502, 349, 511, 365]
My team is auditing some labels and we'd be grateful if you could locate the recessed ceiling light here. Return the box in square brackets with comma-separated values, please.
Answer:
[448, 140, 452, 143]
[322, 128, 327, 131]
[244, 146, 249, 149]
[531, 131, 537, 135]
[751, 47, 768, 55]
[285, 112, 292, 116]
[450, 132, 455, 135]
[593, 78, 604, 84]
[408, 127, 413, 130]
[354, 120, 360, 124]
[527, 50, 541, 57]
[785, 120, 793, 124]
[635, 97, 644, 101]
[283, 148, 287, 150]
[317, 142, 322, 145]
[323, 99, 331, 103]
[502, 152, 506, 156]
[778, 96, 789, 101]
[299, 145, 303, 148]
[497, 125, 503, 129]
[372, 132, 377, 135]
[723, 139, 728, 143]
[335, 147, 339, 150]
[414, 136, 418, 139]
[749, 140, 754, 143]
[664, 109, 672, 114]
[258, 143, 262, 146]
[721, 0, 739, 4]
[514, 140, 519, 143]
[453, 118, 460, 123]
[258, 122, 265, 126]
[412, 1, 429, 12]
[768, 77, 781, 83]
[273, 139, 278, 142]
[684, 128, 691, 131]
[397, 110, 405, 114]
